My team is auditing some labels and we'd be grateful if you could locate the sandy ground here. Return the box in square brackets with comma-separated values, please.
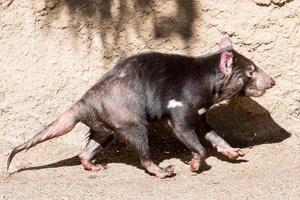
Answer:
[1, 109, 299, 200]
[1, 0, 299, 199]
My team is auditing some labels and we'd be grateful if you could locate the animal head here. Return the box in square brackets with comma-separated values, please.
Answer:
[218, 37, 275, 98]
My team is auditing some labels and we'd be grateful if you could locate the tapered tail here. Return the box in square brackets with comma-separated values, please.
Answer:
[7, 103, 82, 171]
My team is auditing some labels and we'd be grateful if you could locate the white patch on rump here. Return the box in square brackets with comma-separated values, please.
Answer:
[198, 108, 206, 115]
[167, 99, 184, 109]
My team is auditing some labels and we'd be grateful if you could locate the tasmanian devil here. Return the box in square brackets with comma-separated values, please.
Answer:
[7, 37, 275, 178]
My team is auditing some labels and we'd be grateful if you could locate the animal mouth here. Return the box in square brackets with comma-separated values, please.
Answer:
[254, 81, 275, 97]
[245, 87, 267, 97]
[253, 89, 266, 97]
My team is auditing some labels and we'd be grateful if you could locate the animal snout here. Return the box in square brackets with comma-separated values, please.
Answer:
[266, 78, 276, 89]
[270, 78, 276, 87]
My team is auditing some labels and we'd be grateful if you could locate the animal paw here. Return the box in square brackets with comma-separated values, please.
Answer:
[217, 147, 245, 159]
[189, 157, 201, 172]
[156, 165, 175, 179]
[88, 164, 107, 171]
[80, 158, 106, 171]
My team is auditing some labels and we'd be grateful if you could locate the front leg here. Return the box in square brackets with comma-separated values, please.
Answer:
[197, 114, 245, 159]
[205, 130, 245, 159]
[169, 108, 207, 172]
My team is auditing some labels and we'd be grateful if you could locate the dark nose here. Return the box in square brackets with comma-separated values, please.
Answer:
[270, 78, 276, 87]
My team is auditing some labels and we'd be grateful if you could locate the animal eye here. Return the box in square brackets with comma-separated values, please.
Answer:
[246, 68, 255, 78]
[248, 71, 253, 77]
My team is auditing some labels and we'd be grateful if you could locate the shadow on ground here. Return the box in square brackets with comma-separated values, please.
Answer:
[16, 97, 291, 173]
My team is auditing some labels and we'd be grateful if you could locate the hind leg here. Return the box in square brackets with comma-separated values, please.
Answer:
[117, 123, 174, 178]
[79, 131, 114, 171]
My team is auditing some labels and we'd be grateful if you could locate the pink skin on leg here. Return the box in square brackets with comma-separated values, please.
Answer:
[217, 147, 245, 159]
[141, 160, 174, 179]
[189, 157, 201, 172]
[188, 153, 205, 172]
[79, 158, 106, 171]
[205, 130, 245, 159]
[79, 136, 107, 171]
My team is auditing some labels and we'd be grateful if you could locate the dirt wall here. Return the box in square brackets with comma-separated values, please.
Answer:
[0, 0, 299, 146]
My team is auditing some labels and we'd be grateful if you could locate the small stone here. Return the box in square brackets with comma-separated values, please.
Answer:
[252, 0, 272, 6]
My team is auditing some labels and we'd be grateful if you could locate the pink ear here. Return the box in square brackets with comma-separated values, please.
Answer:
[219, 37, 233, 49]
[219, 51, 233, 75]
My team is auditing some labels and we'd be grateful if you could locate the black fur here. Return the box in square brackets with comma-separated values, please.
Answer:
[7, 38, 275, 178]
